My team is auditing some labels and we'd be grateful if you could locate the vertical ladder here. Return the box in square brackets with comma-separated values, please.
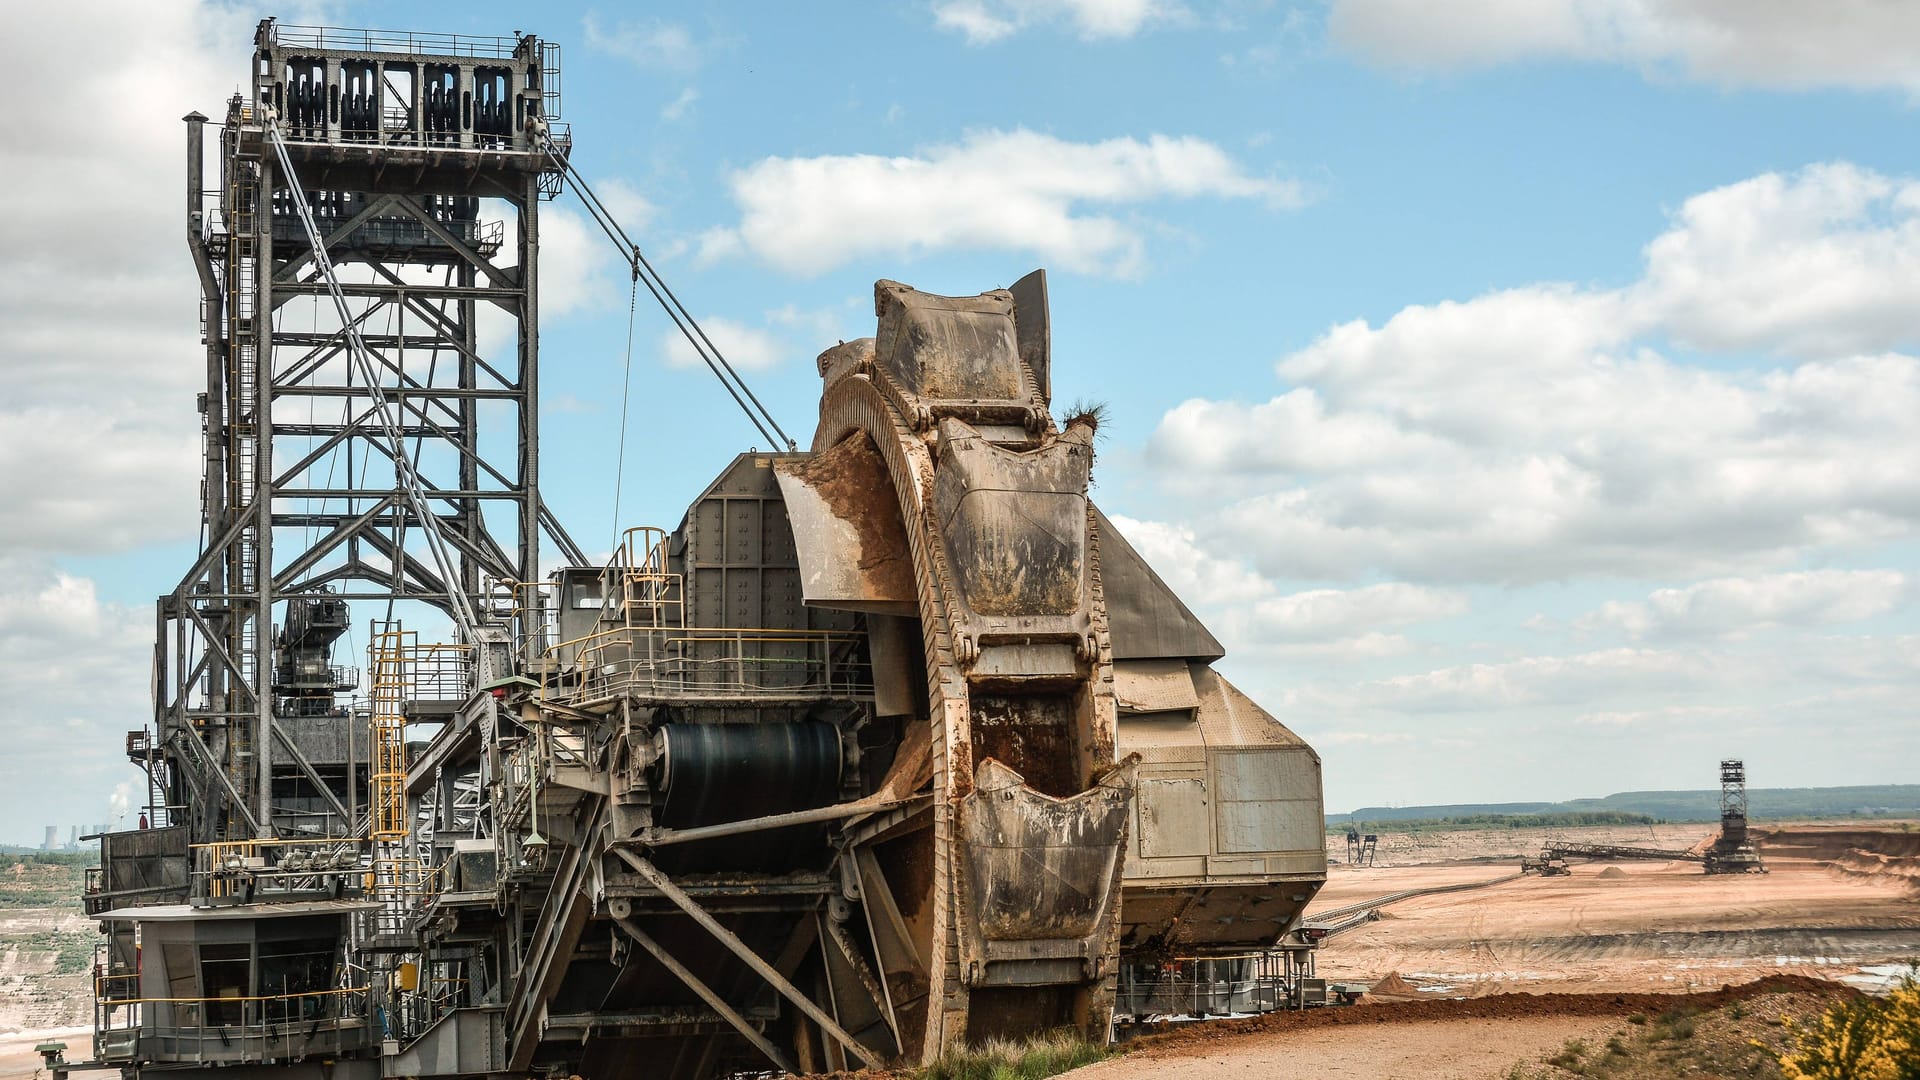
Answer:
[224, 154, 262, 839]
[369, 624, 422, 936]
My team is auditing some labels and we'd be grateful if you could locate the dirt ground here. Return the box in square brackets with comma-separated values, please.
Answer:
[1084, 1014, 1622, 1079]
[0, 1027, 87, 1080]
[1307, 823, 1920, 998]
[1067, 824, 1917, 1078]
[1333, 822, 1727, 868]
[1082, 976, 1858, 1079]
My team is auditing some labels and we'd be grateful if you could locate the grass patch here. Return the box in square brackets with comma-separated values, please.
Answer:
[1545, 1038, 1588, 1070]
[0, 858, 91, 908]
[1653, 1005, 1699, 1041]
[922, 1031, 1113, 1080]
[1520, 991, 1844, 1078]
[10, 929, 97, 975]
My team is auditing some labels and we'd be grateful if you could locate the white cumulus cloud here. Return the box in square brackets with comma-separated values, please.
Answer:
[582, 14, 704, 70]
[1577, 569, 1910, 639]
[1149, 164, 1920, 585]
[0, 0, 262, 557]
[933, 0, 1176, 43]
[700, 129, 1302, 277]
[1328, 0, 1920, 94]
[660, 317, 789, 373]
[0, 559, 153, 839]
[1104, 514, 1458, 660]
[1245, 583, 1469, 642]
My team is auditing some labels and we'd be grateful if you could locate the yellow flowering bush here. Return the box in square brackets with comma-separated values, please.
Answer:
[1778, 976, 1920, 1080]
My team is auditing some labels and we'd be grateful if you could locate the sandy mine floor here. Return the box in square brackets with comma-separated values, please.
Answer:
[1081, 976, 1857, 1080]
[1082, 1014, 1621, 1079]
[0, 1027, 87, 1080]
[1307, 824, 1920, 997]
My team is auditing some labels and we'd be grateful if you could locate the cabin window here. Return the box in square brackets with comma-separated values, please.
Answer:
[258, 937, 338, 1021]
[198, 943, 251, 1027]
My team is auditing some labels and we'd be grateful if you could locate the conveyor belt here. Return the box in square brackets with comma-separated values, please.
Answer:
[1306, 872, 1526, 938]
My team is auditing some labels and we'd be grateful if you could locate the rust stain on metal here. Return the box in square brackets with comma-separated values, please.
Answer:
[783, 434, 916, 596]
[968, 695, 1077, 798]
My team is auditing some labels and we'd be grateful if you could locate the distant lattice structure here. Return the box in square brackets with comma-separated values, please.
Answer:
[1705, 758, 1766, 874]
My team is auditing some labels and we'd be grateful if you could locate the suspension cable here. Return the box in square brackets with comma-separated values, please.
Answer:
[541, 137, 796, 451]
[610, 274, 639, 557]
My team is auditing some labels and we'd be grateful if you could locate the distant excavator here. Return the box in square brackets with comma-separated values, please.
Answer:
[1525, 760, 1768, 877]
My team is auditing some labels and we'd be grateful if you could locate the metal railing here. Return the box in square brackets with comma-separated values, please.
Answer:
[532, 526, 872, 706]
[365, 856, 446, 939]
[551, 626, 872, 706]
[271, 24, 526, 59]
[270, 213, 504, 255]
[192, 837, 367, 901]
[95, 985, 371, 1063]
[272, 111, 572, 157]
[1115, 951, 1317, 1020]
[407, 642, 474, 704]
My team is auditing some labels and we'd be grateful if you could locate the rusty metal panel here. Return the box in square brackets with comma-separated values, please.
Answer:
[1113, 660, 1199, 714]
[933, 418, 1090, 620]
[1007, 269, 1050, 401]
[1213, 748, 1323, 856]
[865, 613, 921, 717]
[773, 438, 917, 616]
[1215, 800, 1323, 857]
[1214, 745, 1318, 802]
[1137, 778, 1209, 859]
[956, 758, 1135, 986]
[1115, 713, 1206, 761]
[874, 282, 1023, 402]
[1192, 666, 1313, 749]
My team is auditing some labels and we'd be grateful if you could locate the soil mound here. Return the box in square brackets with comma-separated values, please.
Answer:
[1597, 866, 1628, 879]
[1367, 972, 1416, 996]
[1756, 827, 1920, 887]
[1123, 975, 1858, 1057]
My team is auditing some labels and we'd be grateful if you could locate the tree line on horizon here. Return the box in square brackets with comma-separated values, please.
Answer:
[1328, 783, 1920, 826]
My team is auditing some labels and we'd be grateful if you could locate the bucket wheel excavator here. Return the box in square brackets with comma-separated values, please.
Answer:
[478, 273, 1329, 1076]
[85, 19, 1323, 1080]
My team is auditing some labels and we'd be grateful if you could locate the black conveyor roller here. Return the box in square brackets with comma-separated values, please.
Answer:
[653, 722, 842, 830]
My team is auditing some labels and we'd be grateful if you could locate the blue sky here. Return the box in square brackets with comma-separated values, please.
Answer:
[6, 1, 1920, 842]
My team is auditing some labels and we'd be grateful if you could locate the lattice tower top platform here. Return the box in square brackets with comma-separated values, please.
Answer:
[242, 17, 568, 199]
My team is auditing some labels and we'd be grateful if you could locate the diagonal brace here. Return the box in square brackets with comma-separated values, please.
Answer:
[614, 851, 884, 1070]
[613, 917, 796, 1075]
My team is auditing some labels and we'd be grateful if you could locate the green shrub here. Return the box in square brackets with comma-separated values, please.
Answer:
[1545, 1037, 1587, 1070]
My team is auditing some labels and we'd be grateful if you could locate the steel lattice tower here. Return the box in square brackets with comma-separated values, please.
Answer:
[1706, 757, 1766, 873]
[151, 19, 582, 841]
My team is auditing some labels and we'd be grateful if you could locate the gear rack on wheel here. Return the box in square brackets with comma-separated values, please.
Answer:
[76, 17, 1328, 1080]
